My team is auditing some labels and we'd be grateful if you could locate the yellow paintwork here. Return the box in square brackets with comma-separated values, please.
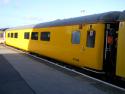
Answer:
[6, 29, 31, 51]
[6, 23, 105, 71]
[116, 21, 125, 78]
[80, 24, 105, 70]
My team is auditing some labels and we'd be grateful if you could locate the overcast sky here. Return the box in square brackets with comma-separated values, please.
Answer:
[0, 0, 125, 28]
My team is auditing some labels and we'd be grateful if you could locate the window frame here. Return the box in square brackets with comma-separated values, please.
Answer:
[40, 32, 50, 41]
[11, 33, 13, 38]
[8, 33, 10, 38]
[31, 32, 38, 40]
[24, 32, 30, 39]
[14, 33, 18, 38]
[86, 29, 96, 48]
[71, 30, 80, 44]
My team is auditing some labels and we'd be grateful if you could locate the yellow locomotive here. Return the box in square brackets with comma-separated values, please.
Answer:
[5, 11, 125, 79]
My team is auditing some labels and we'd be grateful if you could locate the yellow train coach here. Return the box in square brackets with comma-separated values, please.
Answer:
[5, 11, 125, 79]
[116, 11, 125, 79]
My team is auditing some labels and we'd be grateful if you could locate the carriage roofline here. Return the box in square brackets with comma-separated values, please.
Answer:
[119, 10, 125, 21]
[7, 11, 121, 30]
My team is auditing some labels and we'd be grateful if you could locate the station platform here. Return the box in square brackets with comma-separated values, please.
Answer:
[0, 44, 125, 94]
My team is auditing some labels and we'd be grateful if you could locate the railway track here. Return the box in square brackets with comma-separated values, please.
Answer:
[2, 44, 125, 92]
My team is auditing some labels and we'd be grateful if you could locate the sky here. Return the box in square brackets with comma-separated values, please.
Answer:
[0, 0, 125, 28]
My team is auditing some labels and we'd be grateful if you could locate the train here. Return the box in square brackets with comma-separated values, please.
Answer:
[0, 28, 7, 43]
[4, 11, 125, 80]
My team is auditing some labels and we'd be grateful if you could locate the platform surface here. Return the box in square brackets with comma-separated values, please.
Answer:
[0, 45, 125, 94]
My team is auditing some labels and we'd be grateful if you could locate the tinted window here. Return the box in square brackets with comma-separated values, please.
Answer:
[24, 32, 30, 39]
[14, 33, 18, 38]
[86, 30, 96, 48]
[72, 31, 80, 44]
[8, 33, 10, 38]
[41, 32, 50, 41]
[31, 32, 38, 40]
[11, 33, 13, 38]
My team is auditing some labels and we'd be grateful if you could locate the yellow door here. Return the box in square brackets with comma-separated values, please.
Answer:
[80, 24, 105, 70]
[116, 22, 125, 78]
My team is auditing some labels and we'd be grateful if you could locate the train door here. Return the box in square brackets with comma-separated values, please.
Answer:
[116, 21, 125, 78]
[103, 23, 119, 76]
[80, 24, 105, 71]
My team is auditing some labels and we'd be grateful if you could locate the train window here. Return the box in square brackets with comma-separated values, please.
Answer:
[86, 30, 96, 48]
[11, 33, 13, 38]
[31, 32, 38, 40]
[14, 33, 18, 38]
[24, 32, 30, 39]
[8, 33, 10, 38]
[41, 32, 50, 41]
[72, 31, 80, 44]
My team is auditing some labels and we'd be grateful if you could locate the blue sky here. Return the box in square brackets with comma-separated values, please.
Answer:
[0, 0, 125, 28]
